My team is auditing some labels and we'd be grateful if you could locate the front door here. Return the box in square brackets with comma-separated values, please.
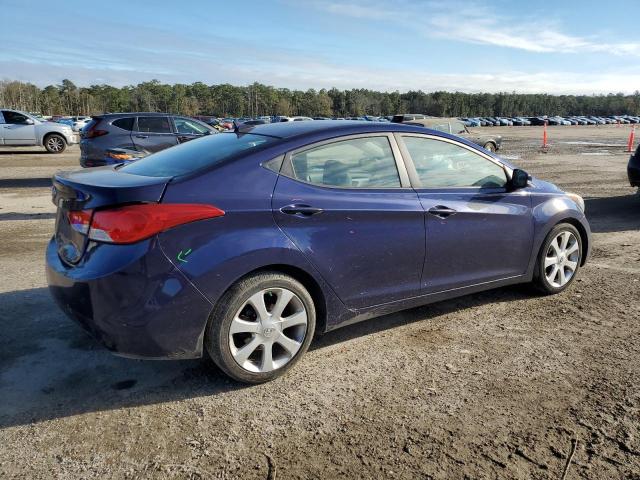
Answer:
[397, 134, 533, 293]
[131, 116, 178, 154]
[1, 110, 36, 145]
[272, 134, 425, 309]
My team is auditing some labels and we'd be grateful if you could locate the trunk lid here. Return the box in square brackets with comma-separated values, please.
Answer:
[52, 166, 171, 264]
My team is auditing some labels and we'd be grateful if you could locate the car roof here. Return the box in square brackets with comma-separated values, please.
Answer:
[245, 119, 441, 139]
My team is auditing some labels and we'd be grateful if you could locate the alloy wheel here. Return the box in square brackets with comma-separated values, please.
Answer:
[544, 231, 580, 288]
[228, 288, 308, 373]
[47, 136, 64, 152]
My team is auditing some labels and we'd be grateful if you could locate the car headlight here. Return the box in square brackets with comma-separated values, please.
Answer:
[566, 192, 585, 212]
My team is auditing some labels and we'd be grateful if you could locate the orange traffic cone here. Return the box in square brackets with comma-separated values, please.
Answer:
[626, 125, 636, 152]
[542, 121, 548, 148]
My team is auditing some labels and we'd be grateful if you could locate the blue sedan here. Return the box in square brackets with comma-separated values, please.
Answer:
[46, 121, 590, 383]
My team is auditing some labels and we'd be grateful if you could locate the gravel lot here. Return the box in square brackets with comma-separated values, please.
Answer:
[1, 126, 639, 479]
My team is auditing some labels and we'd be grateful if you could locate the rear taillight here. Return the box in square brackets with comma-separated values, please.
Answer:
[68, 209, 93, 234]
[83, 120, 108, 138]
[68, 204, 224, 244]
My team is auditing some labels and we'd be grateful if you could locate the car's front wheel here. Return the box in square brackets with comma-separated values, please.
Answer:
[44, 133, 67, 153]
[533, 223, 582, 294]
[205, 272, 316, 383]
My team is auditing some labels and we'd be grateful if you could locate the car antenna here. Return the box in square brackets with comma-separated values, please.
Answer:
[232, 120, 254, 135]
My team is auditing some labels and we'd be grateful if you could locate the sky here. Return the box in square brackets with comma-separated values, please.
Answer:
[1, 0, 639, 95]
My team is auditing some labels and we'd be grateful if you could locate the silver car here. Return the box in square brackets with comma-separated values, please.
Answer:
[0, 109, 78, 153]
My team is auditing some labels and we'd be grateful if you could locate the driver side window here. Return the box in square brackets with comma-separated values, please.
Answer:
[402, 136, 507, 188]
[2, 110, 29, 125]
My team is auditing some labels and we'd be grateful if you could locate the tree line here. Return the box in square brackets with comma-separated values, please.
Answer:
[1, 78, 639, 118]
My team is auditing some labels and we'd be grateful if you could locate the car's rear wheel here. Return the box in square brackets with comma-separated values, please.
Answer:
[533, 223, 582, 294]
[205, 272, 316, 383]
[44, 134, 67, 153]
[483, 142, 496, 152]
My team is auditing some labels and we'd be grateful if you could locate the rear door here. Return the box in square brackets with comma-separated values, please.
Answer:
[1, 110, 37, 145]
[272, 133, 425, 309]
[396, 133, 533, 293]
[131, 116, 178, 153]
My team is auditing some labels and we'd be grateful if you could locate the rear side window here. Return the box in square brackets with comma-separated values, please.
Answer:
[136, 116, 171, 133]
[112, 117, 134, 131]
[290, 136, 400, 188]
[120, 132, 278, 177]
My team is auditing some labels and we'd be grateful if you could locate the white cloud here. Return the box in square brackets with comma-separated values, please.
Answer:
[306, 0, 640, 56]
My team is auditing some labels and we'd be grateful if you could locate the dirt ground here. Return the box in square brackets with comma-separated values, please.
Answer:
[0, 125, 639, 479]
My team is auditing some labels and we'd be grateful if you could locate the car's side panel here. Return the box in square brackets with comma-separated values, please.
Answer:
[46, 237, 213, 359]
[416, 189, 533, 293]
[272, 175, 426, 309]
[526, 190, 591, 273]
[158, 156, 353, 331]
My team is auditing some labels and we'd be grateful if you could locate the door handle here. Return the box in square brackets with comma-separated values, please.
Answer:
[135, 134, 149, 139]
[428, 205, 457, 219]
[280, 204, 324, 216]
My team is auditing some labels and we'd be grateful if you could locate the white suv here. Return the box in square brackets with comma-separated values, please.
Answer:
[0, 109, 78, 153]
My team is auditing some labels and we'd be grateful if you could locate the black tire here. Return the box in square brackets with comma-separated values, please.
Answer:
[205, 272, 316, 384]
[483, 142, 496, 152]
[532, 223, 583, 294]
[44, 133, 67, 153]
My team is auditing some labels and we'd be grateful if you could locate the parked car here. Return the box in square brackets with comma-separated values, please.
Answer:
[79, 112, 216, 167]
[628, 144, 640, 188]
[47, 121, 590, 383]
[0, 109, 78, 153]
[401, 117, 502, 152]
[56, 117, 75, 128]
[462, 118, 481, 127]
[528, 117, 548, 126]
[391, 114, 426, 122]
[71, 116, 92, 132]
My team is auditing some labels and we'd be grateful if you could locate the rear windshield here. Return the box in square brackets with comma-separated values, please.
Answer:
[120, 132, 279, 177]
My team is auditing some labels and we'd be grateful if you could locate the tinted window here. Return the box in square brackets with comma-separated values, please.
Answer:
[174, 117, 209, 135]
[403, 136, 506, 188]
[290, 136, 400, 188]
[136, 116, 171, 133]
[120, 132, 278, 177]
[112, 117, 134, 131]
[2, 110, 29, 124]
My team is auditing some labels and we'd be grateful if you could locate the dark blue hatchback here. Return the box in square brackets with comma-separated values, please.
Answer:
[47, 121, 591, 383]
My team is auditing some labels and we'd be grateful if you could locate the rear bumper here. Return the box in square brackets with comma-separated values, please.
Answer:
[46, 237, 213, 359]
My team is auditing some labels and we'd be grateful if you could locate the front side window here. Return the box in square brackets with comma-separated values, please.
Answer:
[402, 136, 507, 189]
[136, 116, 171, 133]
[174, 117, 209, 135]
[450, 121, 467, 134]
[2, 110, 29, 124]
[290, 136, 400, 188]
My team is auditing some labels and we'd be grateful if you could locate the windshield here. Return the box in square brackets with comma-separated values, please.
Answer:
[120, 132, 279, 177]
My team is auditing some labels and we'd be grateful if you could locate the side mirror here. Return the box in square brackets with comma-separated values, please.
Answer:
[23, 118, 35, 125]
[510, 169, 530, 189]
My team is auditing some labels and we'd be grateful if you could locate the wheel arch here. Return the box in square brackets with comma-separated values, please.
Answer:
[556, 217, 589, 266]
[208, 263, 329, 338]
[43, 131, 67, 144]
